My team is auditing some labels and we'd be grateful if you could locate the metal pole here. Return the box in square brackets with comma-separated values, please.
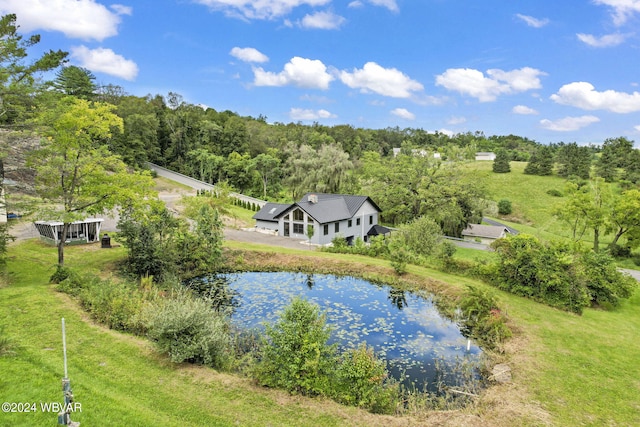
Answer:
[62, 318, 68, 379]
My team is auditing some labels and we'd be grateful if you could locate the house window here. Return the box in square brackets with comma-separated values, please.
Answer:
[356, 218, 361, 226]
[323, 224, 329, 235]
[335, 223, 339, 233]
[293, 223, 304, 234]
[348, 220, 352, 227]
[293, 209, 304, 221]
[369, 215, 373, 225]
[284, 214, 290, 220]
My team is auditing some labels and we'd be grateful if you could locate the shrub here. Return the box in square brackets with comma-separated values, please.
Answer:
[489, 235, 634, 314]
[579, 250, 637, 308]
[458, 285, 511, 348]
[254, 298, 336, 396]
[331, 344, 398, 414]
[497, 199, 512, 215]
[546, 189, 563, 197]
[50, 265, 74, 284]
[144, 291, 233, 370]
[79, 278, 146, 332]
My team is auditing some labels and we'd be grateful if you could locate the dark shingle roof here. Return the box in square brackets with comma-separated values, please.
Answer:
[295, 193, 381, 224]
[252, 203, 291, 222]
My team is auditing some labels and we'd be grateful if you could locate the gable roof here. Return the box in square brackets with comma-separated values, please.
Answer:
[270, 193, 381, 225]
[461, 224, 510, 239]
[252, 202, 291, 222]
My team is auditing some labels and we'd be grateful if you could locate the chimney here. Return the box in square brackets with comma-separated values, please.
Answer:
[308, 194, 318, 204]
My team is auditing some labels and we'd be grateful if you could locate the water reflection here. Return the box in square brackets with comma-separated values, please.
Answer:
[193, 272, 482, 390]
[388, 288, 408, 310]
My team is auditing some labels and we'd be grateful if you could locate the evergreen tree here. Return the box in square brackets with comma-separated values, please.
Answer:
[557, 142, 592, 179]
[525, 145, 553, 176]
[492, 150, 511, 173]
[52, 65, 97, 100]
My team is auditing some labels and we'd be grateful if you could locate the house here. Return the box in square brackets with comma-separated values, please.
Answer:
[475, 152, 496, 161]
[253, 193, 389, 245]
[33, 218, 104, 246]
[461, 224, 511, 245]
[392, 147, 441, 158]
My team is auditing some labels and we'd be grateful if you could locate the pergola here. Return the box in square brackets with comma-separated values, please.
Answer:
[33, 219, 104, 246]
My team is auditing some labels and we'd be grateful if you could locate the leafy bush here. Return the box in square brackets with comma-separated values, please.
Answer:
[458, 285, 511, 349]
[546, 189, 563, 197]
[79, 278, 146, 332]
[331, 344, 398, 414]
[579, 251, 637, 308]
[50, 265, 75, 284]
[255, 298, 336, 396]
[608, 243, 631, 258]
[489, 234, 635, 314]
[144, 291, 232, 369]
[497, 199, 512, 215]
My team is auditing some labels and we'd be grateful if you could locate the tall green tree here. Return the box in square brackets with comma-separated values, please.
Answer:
[252, 151, 281, 199]
[554, 179, 611, 251]
[492, 149, 511, 173]
[608, 189, 640, 249]
[0, 13, 67, 125]
[556, 142, 592, 179]
[28, 97, 156, 266]
[52, 65, 97, 100]
[524, 145, 554, 175]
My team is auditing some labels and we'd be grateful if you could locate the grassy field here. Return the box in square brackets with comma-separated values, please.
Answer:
[2, 237, 639, 426]
[0, 241, 422, 427]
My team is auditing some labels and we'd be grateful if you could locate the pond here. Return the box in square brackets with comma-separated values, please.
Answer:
[187, 272, 482, 391]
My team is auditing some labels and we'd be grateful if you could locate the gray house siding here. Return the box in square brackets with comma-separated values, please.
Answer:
[253, 193, 383, 246]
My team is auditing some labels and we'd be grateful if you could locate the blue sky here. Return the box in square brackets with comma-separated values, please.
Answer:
[2, 0, 640, 145]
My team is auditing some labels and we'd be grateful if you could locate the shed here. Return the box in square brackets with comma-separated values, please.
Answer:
[475, 152, 496, 161]
[461, 224, 511, 245]
[33, 219, 103, 246]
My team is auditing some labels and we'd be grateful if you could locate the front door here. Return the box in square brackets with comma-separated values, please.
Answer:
[284, 222, 290, 237]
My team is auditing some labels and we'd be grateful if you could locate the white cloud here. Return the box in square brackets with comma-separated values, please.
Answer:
[339, 62, 423, 98]
[577, 32, 627, 47]
[367, 0, 399, 12]
[435, 67, 545, 102]
[515, 13, 549, 28]
[550, 81, 640, 113]
[193, 0, 331, 20]
[512, 105, 539, 115]
[71, 46, 138, 81]
[0, 0, 125, 41]
[230, 47, 269, 63]
[391, 108, 415, 120]
[539, 115, 600, 131]
[593, 0, 640, 26]
[347, 0, 397, 11]
[253, 57, 334, 89]
[289, 108, 336, 120]
[300, 11, 346, 29]
[635, 125, 640, 133]
[110, 4, 132, 15]
[447, 116, 467, 125]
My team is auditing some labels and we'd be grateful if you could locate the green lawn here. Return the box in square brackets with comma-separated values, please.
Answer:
[0, 241, 404, 427]
[3, 235, 640, 426]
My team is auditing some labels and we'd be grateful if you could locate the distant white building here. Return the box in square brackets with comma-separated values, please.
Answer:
[461, 224, 511, 245]
[475, 152, 496, 161]
[392, 148, 441, 158]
